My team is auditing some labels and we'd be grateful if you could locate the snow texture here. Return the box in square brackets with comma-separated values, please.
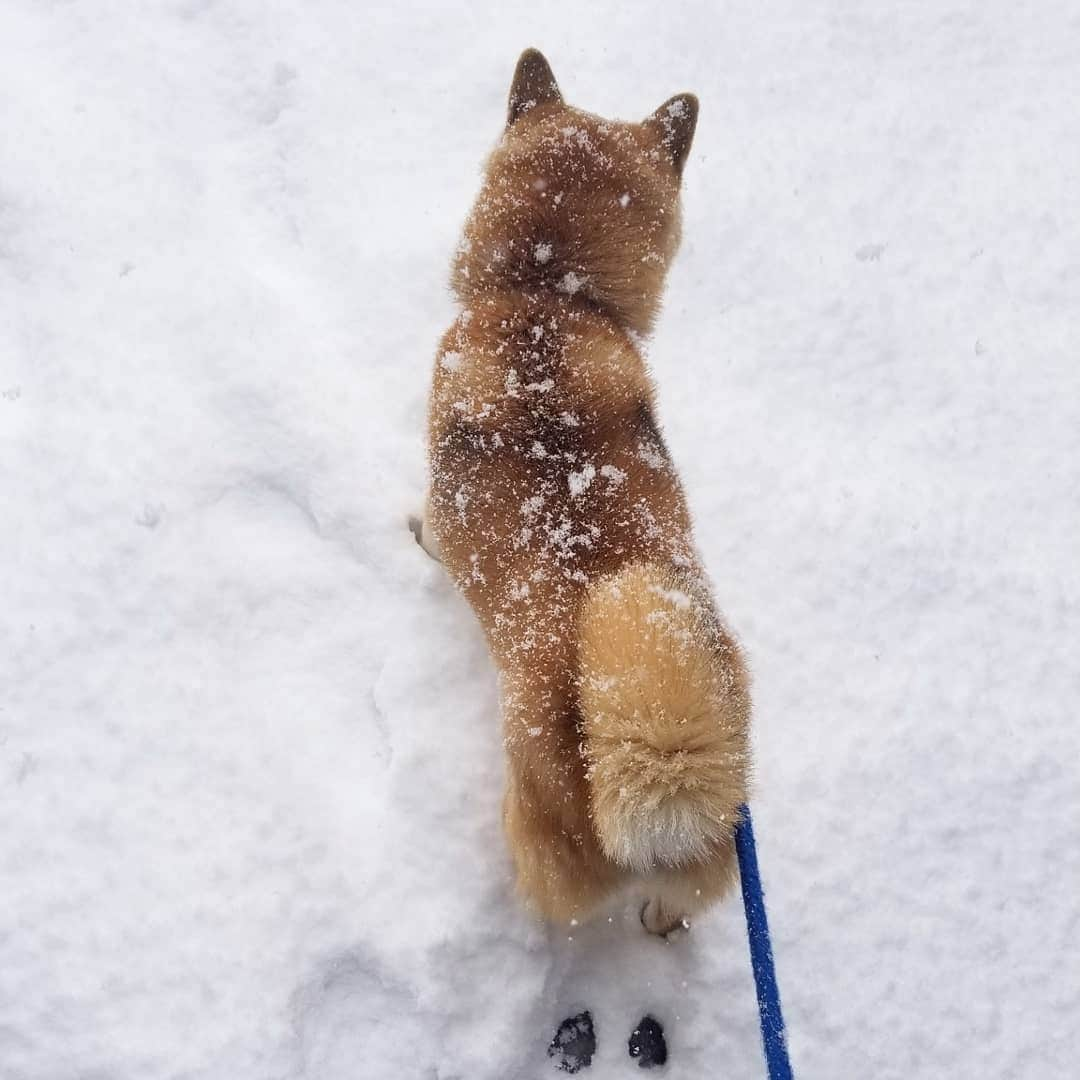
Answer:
[2, 3, 1079, 1079]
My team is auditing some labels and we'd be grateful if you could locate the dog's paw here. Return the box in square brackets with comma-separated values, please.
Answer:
[408, 513, 443, 563]
[640, 899, 691, 939]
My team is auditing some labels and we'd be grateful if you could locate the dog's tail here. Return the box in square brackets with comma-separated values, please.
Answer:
[578, 562, 751, 872]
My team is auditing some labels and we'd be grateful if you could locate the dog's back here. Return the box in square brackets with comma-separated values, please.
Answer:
[425, 51, 750, 931]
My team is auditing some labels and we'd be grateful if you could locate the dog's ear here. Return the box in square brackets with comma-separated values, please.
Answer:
[644, 94, 699, 176]
[508, 48, 562, 126]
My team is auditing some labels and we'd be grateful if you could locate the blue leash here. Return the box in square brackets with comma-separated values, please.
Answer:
[735, 804, 794, 1080]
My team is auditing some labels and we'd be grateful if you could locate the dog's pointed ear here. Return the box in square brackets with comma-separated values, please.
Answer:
[508, 48, 562, 126]
[644, 94, 699, 176]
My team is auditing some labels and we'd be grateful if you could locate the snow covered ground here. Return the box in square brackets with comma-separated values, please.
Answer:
[2, 2, 1079, 1077]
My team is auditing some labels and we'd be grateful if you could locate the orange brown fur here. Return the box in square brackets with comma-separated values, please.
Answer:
[424, 49, 751, 932]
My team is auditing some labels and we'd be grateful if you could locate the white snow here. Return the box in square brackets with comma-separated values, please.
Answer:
[557, 270, 586, 295]
[569, 464, 597, 498]
[2, 3, 1079, 1080]
[637, 440, 669, 470]
[521, 495, 546, 519]
[647, 585, 694, 610]
[600, 463, 627, 487]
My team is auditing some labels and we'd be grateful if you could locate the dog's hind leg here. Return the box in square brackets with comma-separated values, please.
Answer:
[408, 511, 442, 563]
[639, 841, 739, 936]
[503, 774, 618, 926]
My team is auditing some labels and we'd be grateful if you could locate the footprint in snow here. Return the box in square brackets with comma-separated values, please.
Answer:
[548, 1011, 668, 1071]
[257, 62, 297, 125]
[628, 1015, 668, 1069]
[855, 242, 885, 262]
[548, 1011, 596, 1073]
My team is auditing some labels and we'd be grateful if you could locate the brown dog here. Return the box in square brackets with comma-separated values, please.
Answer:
[421, 49, 750, 935]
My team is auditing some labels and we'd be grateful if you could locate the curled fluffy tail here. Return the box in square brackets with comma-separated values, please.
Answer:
[578, 562, 750, 872]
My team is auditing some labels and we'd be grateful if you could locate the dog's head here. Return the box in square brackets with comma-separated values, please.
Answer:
[452, 49, 698, 336]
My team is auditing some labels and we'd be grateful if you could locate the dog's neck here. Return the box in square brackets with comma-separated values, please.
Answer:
[451, 241, 667, 340]
[450, 180, 680, 340]
[452, 271, 649, 347]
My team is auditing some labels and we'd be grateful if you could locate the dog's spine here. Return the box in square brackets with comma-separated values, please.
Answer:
[578, 562, 750, 872]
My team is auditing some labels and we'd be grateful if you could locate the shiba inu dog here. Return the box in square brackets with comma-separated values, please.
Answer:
[420, 49, 750, 935]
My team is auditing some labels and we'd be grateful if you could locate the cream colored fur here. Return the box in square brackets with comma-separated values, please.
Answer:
[579, 563, 750, 873]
